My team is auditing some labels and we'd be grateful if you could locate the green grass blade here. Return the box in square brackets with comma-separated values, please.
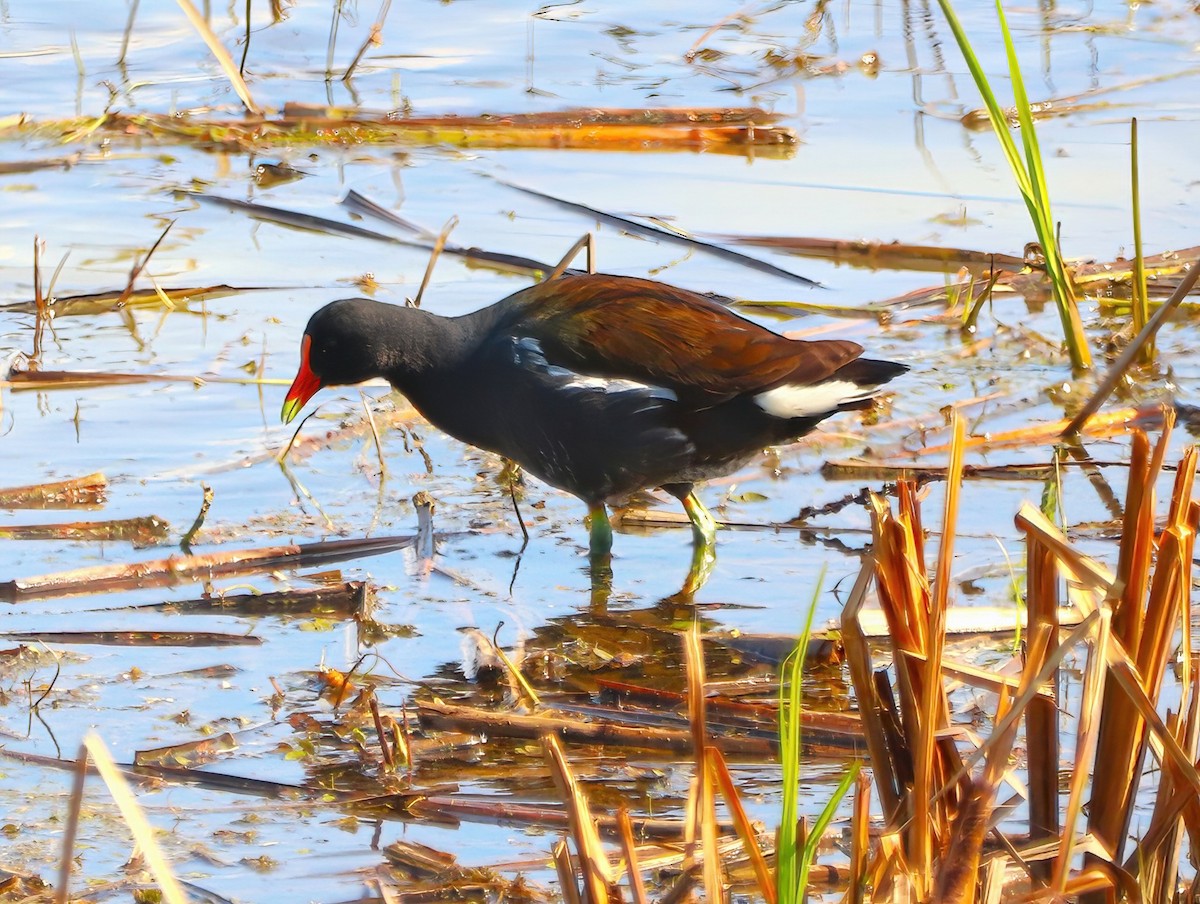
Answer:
[776, 570, 824, 904]
[934, 0, 1032, 200]
[936, 0, 1091, 368]
[1130, 117, 1150, 357]
[797, 760, 862, 894]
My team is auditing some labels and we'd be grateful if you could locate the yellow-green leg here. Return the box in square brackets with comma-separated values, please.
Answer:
[681, 491, 718, 547]
[678, 491, 717, 597]
[586, 504, 613, 562]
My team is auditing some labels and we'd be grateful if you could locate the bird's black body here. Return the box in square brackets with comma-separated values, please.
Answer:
[284, 274, 906, 548]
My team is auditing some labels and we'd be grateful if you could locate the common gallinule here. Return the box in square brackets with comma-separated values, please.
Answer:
[282, 274, 905, 558]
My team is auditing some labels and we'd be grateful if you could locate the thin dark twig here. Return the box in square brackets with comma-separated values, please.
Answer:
[54, 744, 89, 904]
[1063, 255, 1200, 437]
[343, 0, 392, 82]
[116, 220, 175, 306]
[180, 483, 214, 554]
[239, 0, 251, 75]
[31, 236, 44, 369]
[508, 475, 530, 549]
[31, 653, 62, 711]
[791, 483, 901, 522]
[326, 0, 345, 78]
[118, 0, 139, 67]
[411, 216, 458, 308]
[369, 691, 394, 770]
[332, 653, 369, 714]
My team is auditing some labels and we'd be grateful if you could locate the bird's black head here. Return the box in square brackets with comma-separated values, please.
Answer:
[281, 298, 409, 424]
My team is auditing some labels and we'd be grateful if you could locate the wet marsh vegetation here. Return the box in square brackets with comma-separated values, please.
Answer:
[1, 0, 1200, 901]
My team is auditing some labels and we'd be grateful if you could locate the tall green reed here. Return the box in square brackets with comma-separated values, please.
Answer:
[935, 0, 1092, 369]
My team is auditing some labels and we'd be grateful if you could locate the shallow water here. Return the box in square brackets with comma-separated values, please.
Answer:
[1, 0, 1198, 899]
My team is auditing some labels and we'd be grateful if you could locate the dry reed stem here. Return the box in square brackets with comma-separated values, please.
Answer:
[840, 556, 903, 820]
[543, 733, 614, 902]
[176, 0, 261, 115]
[115, 220, 173, 306]
[1110, 429, 1154, 645]
[341, 0, 391, 81]
[1012, 504, 1115, 595]
[706, 748, 774, 903]
[916, 405, 1161, 456]
[945, 613, 1099, 794]
[368, 692, 393, 770]
[84, 733, 188, 904]
[916, 411, 964, 867]
[682, 772, 700, 879]
[1087, 439, 1195, 884]
[1101, 598, 1200, 792]
[31, 236, 44, 369]
[1050, 609, 1111, 895]
[683, 624, 724, 902]
[54, 745, 88, 904]
[848, 769, 871, 904]
[1, 534, 413, 601]
[932, 778, 992, 903]
[0, 472, 107, 508]
[616, 809, 649, 904]
[980, 855, 1006, 904]
[936, 623, 1060, 902]
[1023, 495, 1060, 884]
[868, 471, 967, 885]
[869, 830, 911, 901]
[1140, 670, 1200, 898]
[553, 839, 584, 904]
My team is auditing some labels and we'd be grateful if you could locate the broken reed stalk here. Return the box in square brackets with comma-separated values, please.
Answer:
[0, 473, 108, 509]
[1024, 477, 1061, 882]
[543, 733, 615, 903]
[0, 533, 413, 602]
[1050, 608, 1111, 895]
[682, 623, 724, 902]
[1084, 421, 1191, 885]
[547, 233, 598, 281]
[1140, 664, 1200, 898]
[115, 220, 173, 306]
[915, 411, 964, 873]
[848, 770, 870, 904]
[616, 809, 649, 904]
[846, 418, 1200, 898]
[857, 410, 968, 893]
[552, 840, 584, 904]
[706, 747, 775, 903]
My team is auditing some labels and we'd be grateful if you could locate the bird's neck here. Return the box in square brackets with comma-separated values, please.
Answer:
[382, 304, 502, 388]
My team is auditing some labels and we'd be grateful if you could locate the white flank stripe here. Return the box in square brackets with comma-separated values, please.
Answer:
[514, 336, 676, 400]
[753, 380, 873, 418]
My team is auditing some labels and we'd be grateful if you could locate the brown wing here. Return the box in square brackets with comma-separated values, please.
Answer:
[507, 274, 863, 401]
